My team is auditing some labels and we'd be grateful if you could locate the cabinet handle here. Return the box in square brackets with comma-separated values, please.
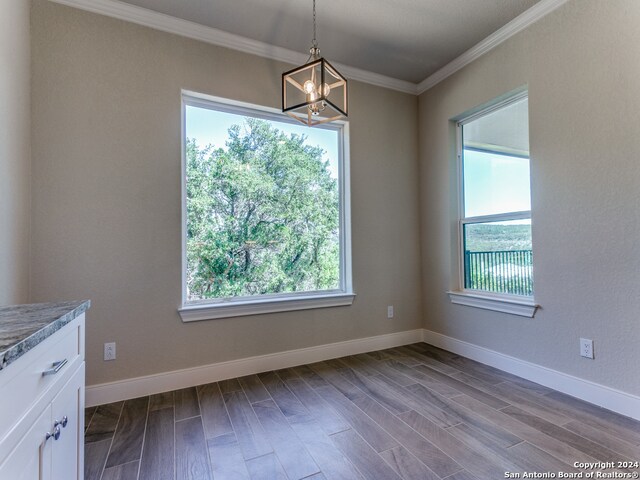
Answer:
[42, 358, 68, 376]
[46, 425, 61, 441]
[54, 416, 68, 428]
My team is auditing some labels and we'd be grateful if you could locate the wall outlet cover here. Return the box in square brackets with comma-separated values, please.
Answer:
[580, 338, 594, 359]
[104, 342, 116, 361]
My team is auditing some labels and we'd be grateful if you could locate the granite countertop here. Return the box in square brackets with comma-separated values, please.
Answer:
[0, 300, 90, 371]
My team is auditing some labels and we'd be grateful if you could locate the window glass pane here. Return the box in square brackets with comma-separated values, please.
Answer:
[463, 219, 533, 296]
[463, 98, 530, 217]
[185, 105, 341, 302]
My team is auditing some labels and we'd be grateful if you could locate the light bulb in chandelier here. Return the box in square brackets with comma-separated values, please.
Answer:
[303, 80, 316, 95]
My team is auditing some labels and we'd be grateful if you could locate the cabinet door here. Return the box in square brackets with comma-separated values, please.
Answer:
[0, 405, 52, 480]
[51, 363, 84, 480]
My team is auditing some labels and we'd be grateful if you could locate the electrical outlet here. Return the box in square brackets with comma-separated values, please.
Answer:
[104, 342, 116, 361]
[580, 338, 594, 359]
[387, 305, 394, 319]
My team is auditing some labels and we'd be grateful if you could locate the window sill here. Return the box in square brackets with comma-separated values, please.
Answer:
[179, 292, 356, 322]
[447, 291, 539, 318]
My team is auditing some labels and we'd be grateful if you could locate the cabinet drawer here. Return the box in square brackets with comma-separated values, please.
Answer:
[0, 316, 83, 451]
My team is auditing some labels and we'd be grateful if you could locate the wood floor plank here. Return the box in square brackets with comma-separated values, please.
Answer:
[453, 373, 571, 425]
[149, 391, 174, 411]
[379, 446, 439, 480]
[84, 438, 111, 480]
[175, 387, 200, 421]
[252, 399, 320, 479]
[401, 383, 468, 428]
[398, 409, 511, 480]
[257, 370, 309, 418]
[543, 391, 640, 445]
[501, 405, 631, 463]
[207, 432, 250, 480]
[306, 474, 327, 479]
[85, 401, 123, 443]
[446, 423, 530, 473]
[503, 377, 555, 396]
[84, 406, 97, 432]
[223, 390, 273, 460]
[352, 354, 416, 387]
[338, 368, 411, 415]
[325, 357, 351, 370]
[139, 407, 174, 480]
[382, 359, 464, 398]
[352, 394, 462, 478]
[363, 350, 393, 361]
[330, 429, 401, 480]
[277, 369, 350, 435]
[413, 365, 509, 409]
[508, 441, 579, 474]
[219, 378, 243, 394]
[443, 470, 481, 480]
[245, 453, 287, 480]
[416, 344, 515, 384]
[370, 378, 463, 429]
[238, 374, 271, 404]
[338, 355, 379, 377]
[382, 348, 423, 367]
[197, 382, 233, 439]
[175, 416, 212, 480]
[105, 396, 149, 468]
[101, 460, 139, 480]
[397, 345, 462, 376]
[404, 382, 522, 447]
[451, 394, 598, 465]
[292, 364, 331, 388]
[289, 415, 363, 480]
[309, 361, 363, 399]
[563, 420, 640, 459]
[272, 367, 298, 381]
[315, 384, 398, 453]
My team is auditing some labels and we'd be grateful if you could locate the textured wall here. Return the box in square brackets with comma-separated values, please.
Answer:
[30, 1, 422, 386]
[0, 0, 31, 306]
[418, 0, 640, 395]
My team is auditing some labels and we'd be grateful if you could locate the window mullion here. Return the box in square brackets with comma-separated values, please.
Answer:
[462, 210, 531, 225]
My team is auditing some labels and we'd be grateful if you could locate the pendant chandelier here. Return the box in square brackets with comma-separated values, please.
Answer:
[282, 0, 348, 127]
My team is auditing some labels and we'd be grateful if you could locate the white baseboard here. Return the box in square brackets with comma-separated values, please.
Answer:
[86, 329, 423, 407]
[422, 329, 640, 421]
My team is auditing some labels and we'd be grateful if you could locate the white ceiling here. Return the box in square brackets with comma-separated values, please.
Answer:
[115, 0, 541, 84]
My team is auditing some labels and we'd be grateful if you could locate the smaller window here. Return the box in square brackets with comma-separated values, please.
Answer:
[458, 93, 534, 299]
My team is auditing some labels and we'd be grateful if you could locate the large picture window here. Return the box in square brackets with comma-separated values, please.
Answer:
[179, 92, 353, 321]
[458, 92, 534, 300]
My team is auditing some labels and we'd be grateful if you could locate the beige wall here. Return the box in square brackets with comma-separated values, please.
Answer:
[30, 1, 422, 386]
[0, 0, 31, 306]
[419, 0, 640, 395]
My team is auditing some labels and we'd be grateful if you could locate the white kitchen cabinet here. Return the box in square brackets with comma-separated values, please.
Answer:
[0, 405, 52, 480]
[0, 309, 86, 480]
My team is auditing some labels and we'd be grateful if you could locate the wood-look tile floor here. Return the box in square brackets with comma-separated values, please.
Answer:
[84, 343, 640, 480]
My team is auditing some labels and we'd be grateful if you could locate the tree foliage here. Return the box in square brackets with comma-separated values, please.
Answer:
[186, 118, 340, 300]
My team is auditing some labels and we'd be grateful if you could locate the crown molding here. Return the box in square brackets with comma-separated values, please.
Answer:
[48, 0, 569, 96]
[48, 0, 418, 95]
[417, 0, 570, 94]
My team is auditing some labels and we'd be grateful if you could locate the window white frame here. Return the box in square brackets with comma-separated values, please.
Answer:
[178, 91, 354, 322]
[448, 90, 539, 317]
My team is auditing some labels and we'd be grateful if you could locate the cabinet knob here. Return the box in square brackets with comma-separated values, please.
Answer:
[54, 416, 68, 428]
[46, 425, 61, 441]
